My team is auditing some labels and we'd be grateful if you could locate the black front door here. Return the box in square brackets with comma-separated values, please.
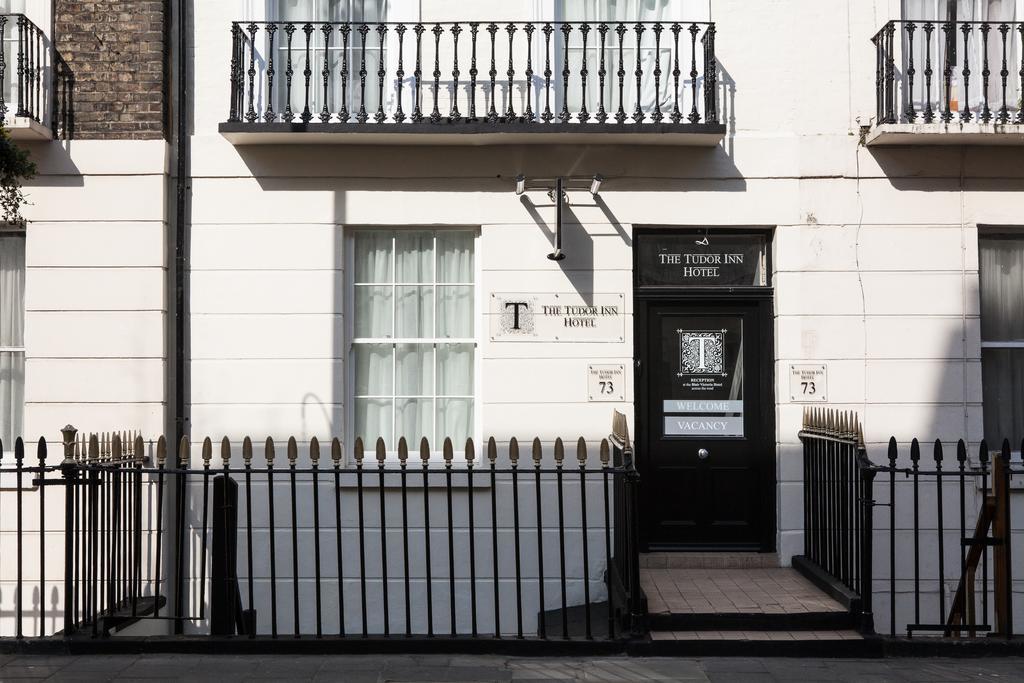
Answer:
[638, 299, 772, 549]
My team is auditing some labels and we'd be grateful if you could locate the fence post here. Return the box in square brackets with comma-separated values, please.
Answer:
[211, 474, 240, 636]
[993, 443, 1013, 638]
[59, 425, 79, 637]
[623, 447, 644, 637]
[859, 460, 876, 634]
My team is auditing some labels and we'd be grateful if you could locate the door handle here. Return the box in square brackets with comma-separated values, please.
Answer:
[697, 448, 710, 460]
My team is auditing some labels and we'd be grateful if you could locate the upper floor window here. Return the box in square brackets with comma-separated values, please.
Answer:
[554, 0, 701, 120]
[980, 233, 1024, 448]
[255, 0, 387, 121]
[900, 0, 1021, 121]
[350, 229, 476, 452]
[0, 231, 24, 450]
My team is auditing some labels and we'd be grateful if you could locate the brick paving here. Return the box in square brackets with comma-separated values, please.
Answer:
[642, 567, 847, 616]
[1, 654, 1023, 681]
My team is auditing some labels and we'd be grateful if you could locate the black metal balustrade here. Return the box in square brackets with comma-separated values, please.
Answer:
[0, 14, 48, 126]
[873, 20, 1024, 125]
[0, 427, 642, 647]
[224, 20, 719, 131]
[800, 408, 1021, 640]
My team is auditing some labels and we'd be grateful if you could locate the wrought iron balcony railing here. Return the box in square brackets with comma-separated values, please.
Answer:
[223, 20, 720, 139]
[0, 14, 48, 127]
[873, 19, 1024, 126]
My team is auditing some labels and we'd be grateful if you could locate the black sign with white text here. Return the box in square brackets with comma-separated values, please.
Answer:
[636, 232, 768, 287]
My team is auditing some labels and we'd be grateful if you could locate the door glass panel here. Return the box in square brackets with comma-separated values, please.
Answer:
[660, 315, 744, 438]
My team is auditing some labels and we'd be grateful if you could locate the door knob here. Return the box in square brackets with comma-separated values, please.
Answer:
[697, 448, 710, 460]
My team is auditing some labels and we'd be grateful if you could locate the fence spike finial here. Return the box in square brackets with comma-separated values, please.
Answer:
[112, 433, 122, 461]
[887, 436, 898, 466]
[532, 437, 543, 465]
[933, 438, 943, 463]
[353, 437, 364, 464]
[179, 435, 190, 467]
[509, 437, 520, 464]
[398, 436, 408, 463]
[265, 436, 276, 465]
[375, 437, 386, 464]
[910, 438, 921, 463]
[310, 436, 320, 464]
[577, 437, 587, 464]
[465, 438, 475, 464]
[88, 433, 99, 462]
[600, 438, 610, 466]
[487, 437, 497, 463]
[288, 436, 298, 465]
[243, 436, 253, 464]
[443, 437, 454, 464]
[979, 439, 990, 464]
[956, 439, 967, 464]
[331, 437, 342, 465]
[202, 437, 213, 465]
[419, 437, 430, 462]
[156, 436, 167, 466]
[554, 437, 565, 465]
[221, 436, 231, 466]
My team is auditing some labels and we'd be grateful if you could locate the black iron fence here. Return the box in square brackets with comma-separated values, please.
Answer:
[0, 14, 47, 126]
[226, 20, 719, 128]
[873, 19, 1024, 125]
[0, 426, 641, 645]
[800, 408, 1022, 640]
[797, 409, 875, 633]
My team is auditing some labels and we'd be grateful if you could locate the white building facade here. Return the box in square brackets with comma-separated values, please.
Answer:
[4, 0, 1024, 640]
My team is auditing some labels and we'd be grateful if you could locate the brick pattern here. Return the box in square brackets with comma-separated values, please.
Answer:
[54, 1, 167, 139]
[642, 567, 847, 615]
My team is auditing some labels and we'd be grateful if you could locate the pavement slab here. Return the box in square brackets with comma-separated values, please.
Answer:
[0, 655, 1022, 681]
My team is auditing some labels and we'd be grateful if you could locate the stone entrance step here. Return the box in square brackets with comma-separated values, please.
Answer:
[640, 552, 780, 569]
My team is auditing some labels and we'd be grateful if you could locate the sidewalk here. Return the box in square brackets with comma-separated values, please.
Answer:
[1, 654, 1022, 681]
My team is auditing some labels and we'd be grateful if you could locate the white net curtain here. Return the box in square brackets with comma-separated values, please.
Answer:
[901, 0, 1022, 120]
[0, 233, 24, 451]
[352, 230, 475, 452]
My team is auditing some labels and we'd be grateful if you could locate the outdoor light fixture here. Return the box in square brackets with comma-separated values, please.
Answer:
[513, 174, 606, 262]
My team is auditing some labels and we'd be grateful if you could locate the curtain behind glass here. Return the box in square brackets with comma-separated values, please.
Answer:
[980, 236, 1024, 446]
[902, 0, 1021, 119]
[272, 0, 388, 120]
[0, 234, 25, 449]
[980, 236, 1024, 341]
[558, 0, 673, 119]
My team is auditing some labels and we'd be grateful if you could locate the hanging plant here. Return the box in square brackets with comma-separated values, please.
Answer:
[0, 125, 36, 226]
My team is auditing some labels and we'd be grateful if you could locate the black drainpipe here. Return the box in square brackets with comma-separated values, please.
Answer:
[170, 0, 191, 636]
[173, 0, 190, 446]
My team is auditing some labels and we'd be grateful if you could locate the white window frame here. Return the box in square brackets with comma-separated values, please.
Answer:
[345, 227, 481, 462]
[0, 229, 25, 457]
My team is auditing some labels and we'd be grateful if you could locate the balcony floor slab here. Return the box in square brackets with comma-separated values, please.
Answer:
[219, 121, 727, 146]
[5, 116, 52, 141]
[866, 122, 1024, 146]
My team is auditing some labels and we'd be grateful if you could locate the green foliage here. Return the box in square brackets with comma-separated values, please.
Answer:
[0, 125, 35, 225]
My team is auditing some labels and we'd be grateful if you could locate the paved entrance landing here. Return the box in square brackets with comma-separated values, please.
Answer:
[642, 566, 848, 616]
[640, 554, 856, 639]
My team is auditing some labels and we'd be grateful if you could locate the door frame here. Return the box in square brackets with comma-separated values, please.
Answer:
[632, 227, 776, 553]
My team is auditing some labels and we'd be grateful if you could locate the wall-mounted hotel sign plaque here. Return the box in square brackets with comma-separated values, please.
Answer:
[588, 364, 625, 402]
[490, 292, 625, 342]
[789, 364, 828, 402]
[636, 232, 768, 287]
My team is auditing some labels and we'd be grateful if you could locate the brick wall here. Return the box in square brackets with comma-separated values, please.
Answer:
[54, 0, 167, 140]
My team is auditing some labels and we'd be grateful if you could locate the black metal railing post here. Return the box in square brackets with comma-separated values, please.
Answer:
[858, 453, 876, 633]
